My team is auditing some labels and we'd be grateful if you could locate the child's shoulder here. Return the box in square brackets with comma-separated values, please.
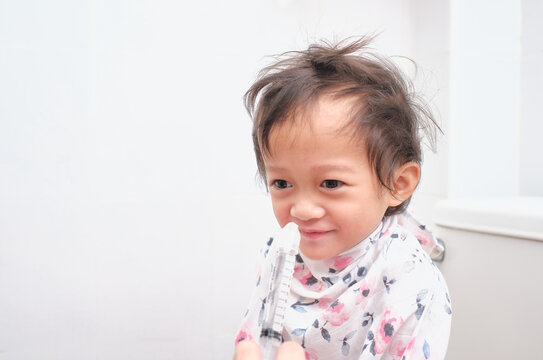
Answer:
[383, 212, 441, 261]
[376, 213, 446, 293]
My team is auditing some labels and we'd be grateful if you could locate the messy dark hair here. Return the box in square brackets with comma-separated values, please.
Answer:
[244, 36, 440, 216]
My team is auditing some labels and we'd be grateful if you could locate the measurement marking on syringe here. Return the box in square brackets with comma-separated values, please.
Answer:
[260, 223, 301, 360]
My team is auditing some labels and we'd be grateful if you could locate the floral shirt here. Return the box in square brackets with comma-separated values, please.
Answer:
[236, 211, 452, 360]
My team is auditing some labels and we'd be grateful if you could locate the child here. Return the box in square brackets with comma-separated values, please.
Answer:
[235, 37, 451, 360]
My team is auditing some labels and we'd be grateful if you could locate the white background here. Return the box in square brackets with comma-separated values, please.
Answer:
[1, 0, 541, 359]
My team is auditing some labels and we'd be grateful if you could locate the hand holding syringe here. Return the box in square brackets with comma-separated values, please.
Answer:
[233, 340, 305, 360]
[259, 222, 301, 360]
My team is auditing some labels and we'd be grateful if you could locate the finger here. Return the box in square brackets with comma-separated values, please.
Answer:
[233, 340, 262, 360]
[276, 341, 305, 360]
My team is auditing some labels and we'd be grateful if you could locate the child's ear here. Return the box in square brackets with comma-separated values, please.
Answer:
[388, 161, 420, 206]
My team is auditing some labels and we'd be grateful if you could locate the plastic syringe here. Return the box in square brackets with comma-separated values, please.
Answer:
[259, 222, 300, 360]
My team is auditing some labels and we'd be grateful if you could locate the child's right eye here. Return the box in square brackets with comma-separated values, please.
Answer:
[271, 179, 292, 189]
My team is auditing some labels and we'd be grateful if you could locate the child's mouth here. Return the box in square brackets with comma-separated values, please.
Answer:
[299, 229, 332, 241]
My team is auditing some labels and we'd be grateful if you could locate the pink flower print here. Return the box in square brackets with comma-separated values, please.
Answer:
[397, 212, 434, 248]
[333, 256, 354, 270]
[374, 310, 404, 354]
[355, 277, 376, 308]
[305, 347, 319, 360]
[412, 227, 432, 247]
[398, 337, 417, 358]
[234, 328, 252, 345]
[323, 300, 349, 326]
[389, 339, 407, 357]
[317, 297, 333, 309]
[293, 265, 305, 281]
[294, 266, 322, 290]
[293, 265, 310, 283]
[407, 337, 416, 351]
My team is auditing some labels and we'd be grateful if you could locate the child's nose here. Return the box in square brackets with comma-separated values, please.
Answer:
[290, 198, 325, 221]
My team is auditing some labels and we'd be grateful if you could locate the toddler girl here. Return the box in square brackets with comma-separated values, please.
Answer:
[235, 37, 451, 360]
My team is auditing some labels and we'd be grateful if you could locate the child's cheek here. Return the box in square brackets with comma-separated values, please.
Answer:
[272, 199, 291, 227]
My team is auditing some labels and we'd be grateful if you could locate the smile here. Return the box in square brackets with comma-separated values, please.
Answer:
[299, 229, 333, 240]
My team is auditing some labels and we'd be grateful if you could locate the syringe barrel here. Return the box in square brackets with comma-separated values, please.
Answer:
[259, 223, 300, 360]
[260, 334, 281, 360]
[262, 249, 296, 333]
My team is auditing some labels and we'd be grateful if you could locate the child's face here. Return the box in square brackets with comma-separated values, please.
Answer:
[264, 96, 397, 260]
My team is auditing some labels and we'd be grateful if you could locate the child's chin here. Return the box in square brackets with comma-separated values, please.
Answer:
[300, 245, 338, 261]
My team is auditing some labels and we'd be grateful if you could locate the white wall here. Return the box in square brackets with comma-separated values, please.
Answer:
[406, 0, 451, 225]
[520, 0, 543, 195]
[450, 0, 521, 198]
[409, 0, 543, 215]
[0, 1, 420, 359]
[445, 0, 543, 199]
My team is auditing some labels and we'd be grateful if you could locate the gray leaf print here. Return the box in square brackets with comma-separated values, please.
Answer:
[369, 340, 376, 355]
[342, 341, 350, 356]
[343, 330, 357, 341]
[423, 340, 431, 359]
[415, 303, 425, 320]
[321, 328, 331, 342]
[417, 289, 429, 302]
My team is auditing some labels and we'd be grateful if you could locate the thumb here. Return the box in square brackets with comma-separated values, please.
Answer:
[234, 340, 262, 360]
[276, 341, 305, 360]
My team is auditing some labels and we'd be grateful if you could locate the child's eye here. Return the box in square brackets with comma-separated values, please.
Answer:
[271, 179, 292, 189]
[321, 179, 344, 189]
